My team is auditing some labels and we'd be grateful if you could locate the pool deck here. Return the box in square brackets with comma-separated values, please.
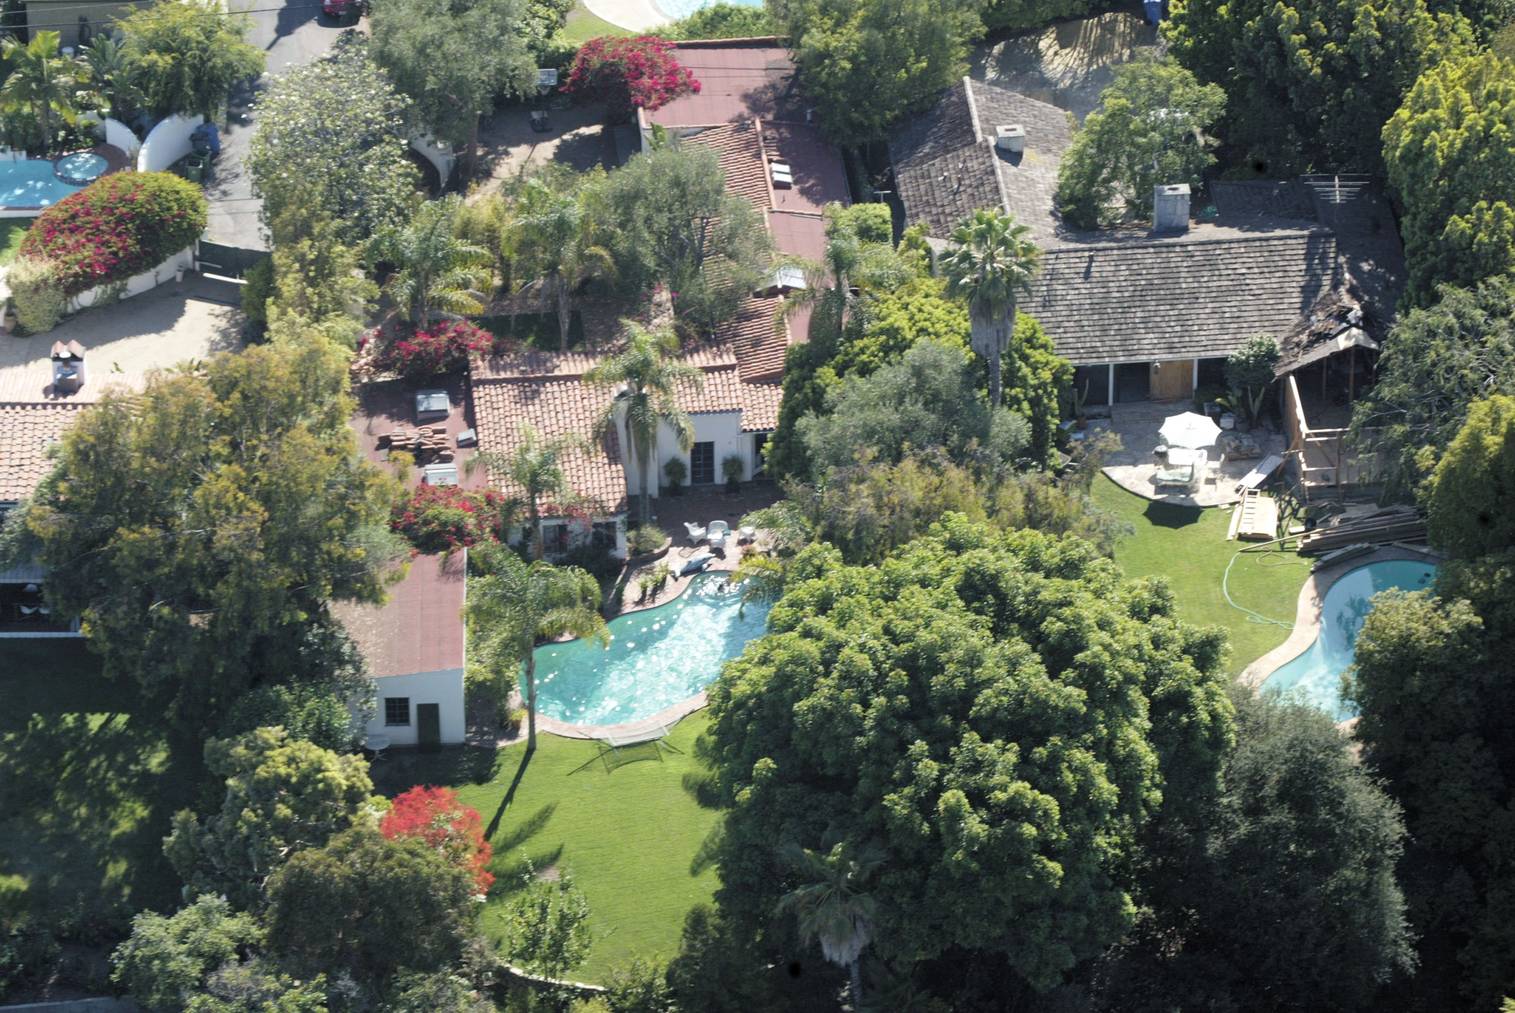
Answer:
[1237, 544, 1442, 701]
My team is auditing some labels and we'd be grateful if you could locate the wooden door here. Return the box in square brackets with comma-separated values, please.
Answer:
[1150, 359, 1195, 401]
[417, 703, 442, 752]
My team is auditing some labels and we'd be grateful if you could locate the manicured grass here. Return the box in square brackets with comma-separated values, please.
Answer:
[563, 1, 635, 44]
[1093, 475, 1313, 674]
[0, 218, 33, 266]
[373, 713, 721, 983]
[0, 640, 197, 938]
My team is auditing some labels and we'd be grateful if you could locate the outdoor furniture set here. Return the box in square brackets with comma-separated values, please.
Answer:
[683, 520, 757, 555]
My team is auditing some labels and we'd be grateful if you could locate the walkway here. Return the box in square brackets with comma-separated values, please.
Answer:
[1095, 401, 1286, 508]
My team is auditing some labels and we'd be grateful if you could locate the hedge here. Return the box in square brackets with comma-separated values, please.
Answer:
[19, 171, 207, 296]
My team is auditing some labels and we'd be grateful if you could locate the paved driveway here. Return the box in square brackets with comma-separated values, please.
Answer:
[203, 2, 357, 250]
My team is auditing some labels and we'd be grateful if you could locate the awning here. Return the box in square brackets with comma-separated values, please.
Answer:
[1275, 326, 1378, 377]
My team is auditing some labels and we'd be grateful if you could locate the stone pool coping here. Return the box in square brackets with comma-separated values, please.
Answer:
[1237, 542, 1442, 694]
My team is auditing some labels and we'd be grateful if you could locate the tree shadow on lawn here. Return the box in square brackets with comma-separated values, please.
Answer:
[370, 744, 500, 797]
[1143, 499, 1206, 529]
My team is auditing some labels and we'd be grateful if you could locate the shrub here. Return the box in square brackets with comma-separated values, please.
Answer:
[391, 484, 507, 552]
[662, 456, 686, 494]
[628, 524, 665, 555]
[7, 256, 66, 333]
[378, 321, 496, 379]
[241, 255, 274, 340]
[380, 786, 494, 894]
[19, 172, 206, 295]
[563, 36, 700, 122]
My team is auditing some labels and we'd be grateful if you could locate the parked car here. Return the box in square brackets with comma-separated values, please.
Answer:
[322, 0, 368, 22]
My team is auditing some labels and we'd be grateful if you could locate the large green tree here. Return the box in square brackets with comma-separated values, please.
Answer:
[1350, 275, 1515, 499]
[117, 0, 264, 120]
[466, 554, 608, 751]
[1427, 395, 1515, 559]
[769, 0, 985, 147]
[248, 34, 417, 246]
[110, 895, 264, 1013]
[368, 0, 536, 178]
[703, 516, 1233, 1003]
[20, 339, 402, 737]
[1384, 52, 1515, 303]
[163, 727, 379, 911]
[1056, 57, 1226, 230]
[596, 145, 773, 333]
[1164, 0, 1472, 173]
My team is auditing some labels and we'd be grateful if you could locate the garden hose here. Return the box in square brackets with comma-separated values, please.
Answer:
[1221, 536, 1297, 628]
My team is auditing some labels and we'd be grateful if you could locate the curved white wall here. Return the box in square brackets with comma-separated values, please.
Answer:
[408, 132, 456, 185]
[137, 114, 206, 173]
[103, 117, 142, 161]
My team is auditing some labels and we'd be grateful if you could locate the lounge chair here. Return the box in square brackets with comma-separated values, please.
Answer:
[678, 551, 714, 576]
[683, 522, 707, 545]
[1153, 465, 1195, 490]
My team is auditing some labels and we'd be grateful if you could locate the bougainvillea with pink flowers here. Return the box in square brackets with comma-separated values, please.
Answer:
[377, 320, 496, 379]
[19, 172, 207, 295]
[391, 483, 507, 552]
[563, 36, 701, 122]
[380, 786, 494, 893]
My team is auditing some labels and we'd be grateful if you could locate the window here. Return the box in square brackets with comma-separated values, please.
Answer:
[384, 697, 410, 726]
[751, 433, 769, 477]
[543, 522, 571, 557]
[591, 520, 618, 549]
[689, 442, 715, 485]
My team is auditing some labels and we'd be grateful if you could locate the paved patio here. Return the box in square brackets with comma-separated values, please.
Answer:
[1094, 401, 1287, 508]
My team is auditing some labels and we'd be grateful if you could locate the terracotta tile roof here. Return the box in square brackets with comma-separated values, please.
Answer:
[683, 121, 770, 214]
[471, 374, 628, 517]
[0, 402, 87, 502]
[472, 347, 606, 382]
[716, 295, 791, 383]
[334, 552, 466, 678]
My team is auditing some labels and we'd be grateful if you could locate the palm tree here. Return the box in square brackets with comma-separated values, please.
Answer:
[585, 323, 702, 525]
[467, 555, 608, 752]
[783, 208, 911, 353]
[368, 195, 492, 324]
[940, 208, 1041, 409]
[509, 176, 614, 351]
[777, 842, 883, 1007]
[0, 32, 90, 154]
[81, 36, 140, 121]
[465, 424, 584, 560]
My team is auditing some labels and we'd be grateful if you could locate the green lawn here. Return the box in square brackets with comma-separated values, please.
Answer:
[563, 2, 634, 44]
[1093, 475, 1313, 674]
[373, 713, 722, 983]
[0, 640, 197, 940]
[0, 218, 33, 266]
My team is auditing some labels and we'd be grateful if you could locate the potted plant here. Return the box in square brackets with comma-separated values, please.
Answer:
[662, 457, 686, 497]
[722, 454, 745, 494]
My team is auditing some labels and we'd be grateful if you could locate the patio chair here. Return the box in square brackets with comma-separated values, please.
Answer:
[683, 521, 707, 546]
[1204, 452, 1226, 486]
[708, 529, 729, 554]
[707, 520, 731, 539]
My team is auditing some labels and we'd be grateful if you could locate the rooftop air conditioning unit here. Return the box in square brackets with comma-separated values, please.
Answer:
[770, 161, 794, 189]
[995, 124, 1026, 153]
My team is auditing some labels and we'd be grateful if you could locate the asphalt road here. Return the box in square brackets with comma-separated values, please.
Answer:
[202, 1, 357, 250]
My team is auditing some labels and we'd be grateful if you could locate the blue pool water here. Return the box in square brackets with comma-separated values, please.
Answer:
[533, 573, 771, 726]
[655, 0, 761, 20]
[0, 159, 89, 208]
[1262, 559, 1437, 720]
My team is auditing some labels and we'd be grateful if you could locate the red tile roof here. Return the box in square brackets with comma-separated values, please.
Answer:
[0, 402, 87, 502]
[646, 41, 802, 127]
[335, 552, 466, 678]
[684, 121, 770, 214]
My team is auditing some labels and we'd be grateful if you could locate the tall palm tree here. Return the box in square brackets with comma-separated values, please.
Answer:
[585, 323, 702, 525]
[369, 195, 492, 324]
[0, 32, 89, 154]
[465, 424, 584, 560]
[778, 842, 883, 1007]
[467, 555, 608, 752]
[81, 36, 140, 121]
[509, 176, 614, 351]
[940, 208, 1041, 409]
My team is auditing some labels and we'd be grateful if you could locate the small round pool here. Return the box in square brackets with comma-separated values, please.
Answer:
[533, 572, 771, 726]
[1262, 558, 1436, 719]
[54, 151, 107, 185]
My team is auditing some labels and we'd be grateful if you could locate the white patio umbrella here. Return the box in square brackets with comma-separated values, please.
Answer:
[1159, 411, 1222, 449]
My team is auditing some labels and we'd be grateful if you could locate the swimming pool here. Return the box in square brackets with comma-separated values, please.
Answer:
[533, 572, 771, 726]
[0, 158, 91, 208]
[1262, 558, 1437, 719]
[654, 0, 761, 21]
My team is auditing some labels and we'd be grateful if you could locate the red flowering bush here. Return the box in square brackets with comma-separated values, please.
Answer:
[19, 172, 207, 296]
[380, 786, 494, 894]
[564, 36, 701, 122]
[378, 321, 496, 379]
[392, 483, 507, 552]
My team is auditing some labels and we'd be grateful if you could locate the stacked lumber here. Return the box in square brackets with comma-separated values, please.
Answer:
[1297, 505, 1425, 555]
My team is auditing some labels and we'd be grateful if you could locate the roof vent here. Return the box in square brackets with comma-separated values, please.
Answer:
[995, 124, 1026, 153]
[770, 161, 793, 189]
[1153, 183, 1191, 233]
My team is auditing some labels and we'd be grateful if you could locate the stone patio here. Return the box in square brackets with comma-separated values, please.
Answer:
[1094, 401, 1287, 508]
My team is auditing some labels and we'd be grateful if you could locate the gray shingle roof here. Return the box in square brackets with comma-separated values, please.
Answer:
[1025, 226, 1341, 365]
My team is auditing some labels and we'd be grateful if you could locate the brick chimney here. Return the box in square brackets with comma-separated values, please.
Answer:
[1153, 183, 1191, 233]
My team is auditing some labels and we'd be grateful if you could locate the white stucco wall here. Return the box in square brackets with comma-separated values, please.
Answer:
[634, 413, 762, 495]
[137, 114, 206, 173]
[66, 247, 195, 312]
[102, 117, 142, 161]
[408, 133, 456, 185]
[367, 668, 466, 746]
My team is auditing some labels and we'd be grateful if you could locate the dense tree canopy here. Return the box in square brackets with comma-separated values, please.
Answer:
[1351, 275, 1515, 498]
[19, 339, 401, 736]
[249, 35, 418, 246]
[163, 728, 378, 910]
[1384, 52, 1515, 302]
[704, 516, 1232, 1001]
[983, 0, 1099, 31]
[769, 0, 985, 146]
[1164, 0, 1472, 173]
[117, 0, 264, 120]
[1427, 395, 1515, 559]
[1056, 57, 1225, 229]
[110, 895, 265, 1013]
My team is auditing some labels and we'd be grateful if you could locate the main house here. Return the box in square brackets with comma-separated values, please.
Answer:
[890, 77, 1404, 413]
